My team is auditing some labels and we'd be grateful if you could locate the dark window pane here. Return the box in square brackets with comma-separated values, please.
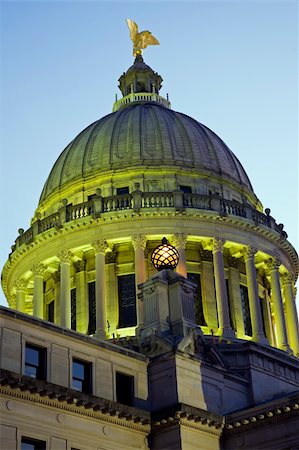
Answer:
[226, 279, 235, 330]
[71, 288, 77, 330]
[47, 301, 54, 323]
[180, 185, 192, 193]
[116, 372, 134, 406]
[117, 187, 129, 195]
[21, 437, 46, 450]
[118, 275, 136, 328]
[73, 361, 85, 379]
[187, 273, 206, 326]
[72, 359, 91, 394]
[24, 344, 46, 380]
[25, 346, 39, 366]
[240, 285, 252, 336]
[88, 282, 96, 335]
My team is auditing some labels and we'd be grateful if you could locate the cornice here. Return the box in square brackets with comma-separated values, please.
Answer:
[0, 370, 150, 431]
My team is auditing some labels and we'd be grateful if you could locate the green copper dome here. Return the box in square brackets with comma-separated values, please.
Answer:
[40, 102, 253, 204]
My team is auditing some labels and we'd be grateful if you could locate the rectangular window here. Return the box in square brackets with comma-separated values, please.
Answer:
[187, 273, 206, 326]
[21, 437, 46, 450]
[71, 288, 77, 331]
[240, 285, 252, 336]
[24, 344, 46, 380]
[116, 372, 134, 406]
[72, 358, 92, 394]
[180, 185, 192, 194]
[47, 301, 54, 323]
[117, 186, 129, 195]
[118, 274, 136, 328]
[88, 281, 96, 335]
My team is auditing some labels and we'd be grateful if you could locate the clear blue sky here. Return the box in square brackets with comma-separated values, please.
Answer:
[0, 1, 298, 306]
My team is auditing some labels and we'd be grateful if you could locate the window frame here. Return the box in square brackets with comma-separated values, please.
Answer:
[115, 371, 135, 406]
[21, 436, 47, 450]
[71, 357, 92, 394]
[23, 342, 47, 381]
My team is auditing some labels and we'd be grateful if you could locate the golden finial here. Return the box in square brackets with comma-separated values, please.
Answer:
[126, 19, 159, 57]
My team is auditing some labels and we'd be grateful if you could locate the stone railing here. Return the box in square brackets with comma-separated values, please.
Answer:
[13, 191, 287, 250]
[112, 92, 171, 112]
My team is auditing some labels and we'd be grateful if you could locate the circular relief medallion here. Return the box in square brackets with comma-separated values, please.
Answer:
[56, 413, 65, 424]
[102, 425, 111, 436]
[6, 400, 15, 411]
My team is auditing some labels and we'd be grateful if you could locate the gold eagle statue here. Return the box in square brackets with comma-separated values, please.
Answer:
[126, 19, 159, 57]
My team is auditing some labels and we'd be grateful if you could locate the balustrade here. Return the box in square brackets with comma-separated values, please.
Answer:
[13, 192, 288, 251]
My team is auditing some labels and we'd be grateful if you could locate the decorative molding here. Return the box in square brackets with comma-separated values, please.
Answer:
[105, 251, 117, 264]
[74, 259, 86, 273]
[211, 237, 225, 253]
[266, 257, 280, 272]
[92, 240, 107, 254]
[14, 278, 28, 290]
[131, 234, 147, 251]
[31, 262, 46, 276]
[281, 273, 294, 286]
[171, 233, 188, 248]
[241, 246, 257, 261]
[57, 249, 73, 263]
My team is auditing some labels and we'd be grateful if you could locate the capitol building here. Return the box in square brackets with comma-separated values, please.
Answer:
[1, 25, 299, 450]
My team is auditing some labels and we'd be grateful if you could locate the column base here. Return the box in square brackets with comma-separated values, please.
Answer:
[94, 329, 107, 340]
[219, 327, 235, 339]
[253, 334, 269, 346]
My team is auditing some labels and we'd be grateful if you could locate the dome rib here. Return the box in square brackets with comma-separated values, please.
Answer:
[39, 102, 255, 205]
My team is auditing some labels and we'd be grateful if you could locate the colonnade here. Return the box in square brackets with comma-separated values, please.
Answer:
[13, 234, 299, 355]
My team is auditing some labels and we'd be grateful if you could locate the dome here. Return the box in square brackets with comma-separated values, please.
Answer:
[40, 102, 253, 204]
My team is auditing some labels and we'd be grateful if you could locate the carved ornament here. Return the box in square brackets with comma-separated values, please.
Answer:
[131, 234, 147, 251]
[211, 237, 225, 253]
[14, 278, 28, 290]
[241, 246, 257, 261]
[31, 263, 46, 276]
[171, 233, 187, 249]
[266, 258, 280, 272]
[92, 240, 107, 254]
[57, 250, 73, 263]
[74, 259, 86, 273]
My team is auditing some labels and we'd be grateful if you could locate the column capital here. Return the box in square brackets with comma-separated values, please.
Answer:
[131, 234, 147, 251]
[241, 246, 257, 261]
[171, 233, 188, 248]
[266, 257, 281, 271]
[31, 263, 46, 276]
[92, 239, 107, 254]
[211, 237, 225, 253]
[105, 251, 117, 264]
[58, 249, 73, 263]
[14, 278, 28, 290]
[74, 259, 86, 273]
[281, 272, 295, 287]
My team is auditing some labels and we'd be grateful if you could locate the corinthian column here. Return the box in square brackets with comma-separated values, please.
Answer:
[92, 240, 107, 338]
[31, 263, 46, 319]
[171, 233, 187, 278]
[131, 234, 147, 327]
[15, 279, 28, 313]
[211, 238, 234, 338]
[242, 247, 268, 345]
[58, 250, 72, 328]
[267, 258, 290, 352]
[282, 273, 299, 356]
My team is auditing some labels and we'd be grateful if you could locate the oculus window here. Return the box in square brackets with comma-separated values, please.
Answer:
[24, 343, 46, 380]
[72, 358, 92, 394]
